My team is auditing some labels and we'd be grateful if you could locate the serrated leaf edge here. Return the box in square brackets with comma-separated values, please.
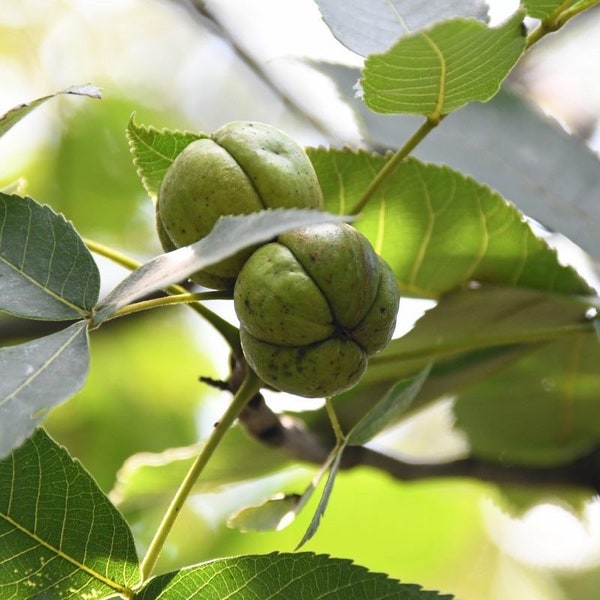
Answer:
[0, 194, 100, 318]
[138, 551, 454, 598]
[307, 148, 594, 298]
[126, 113, 205, 199]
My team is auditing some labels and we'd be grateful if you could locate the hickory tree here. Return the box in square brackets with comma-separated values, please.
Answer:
[1, 2, 599, 599]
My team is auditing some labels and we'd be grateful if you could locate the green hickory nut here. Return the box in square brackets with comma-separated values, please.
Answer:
[234, 223, 400, 398]
[157, 120, 323, 289]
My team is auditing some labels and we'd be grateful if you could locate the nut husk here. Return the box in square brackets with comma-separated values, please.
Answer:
[157, 121, 323, 289]
[234, 223, 400, 397]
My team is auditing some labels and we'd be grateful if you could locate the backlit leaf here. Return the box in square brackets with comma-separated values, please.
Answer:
[0, 321, 89, 458]
[454, 331, 600, 466]
[0, 178, 26, 195]
[227, 493, 303, 533]
[315, 65, 600, 260]
[522, 0, 560, 17]
[111, 425, 293, 511]
[347, 365, 431, 446]
[228, 445, 339, 538]
[383, 287, 594, 362]
[135, 552, 454, 599]
[0, 429, 140, 598]
[308, 151, 591, 298]
[522, 0, 585, 19]
[325, 286, 594, 434]
[0, 193, 100, 320]
[361, 11, 526, 117]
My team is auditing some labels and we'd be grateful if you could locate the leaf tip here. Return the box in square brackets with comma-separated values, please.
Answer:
[63, 83, 103, 100]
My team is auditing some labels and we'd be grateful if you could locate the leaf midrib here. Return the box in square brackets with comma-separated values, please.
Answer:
[422, 32, 446, 118]
[0, 323, 85, 407]
[0, 510, 130, 594]
[0, 252, 86, 316]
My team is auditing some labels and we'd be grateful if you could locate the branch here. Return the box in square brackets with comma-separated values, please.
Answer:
[178, 0, 336, 141]
[140, 369, 261, 581]
[238, 392, 331, 464]
[210, 365, 600, 495]
[340, 446, 600, 494]
[200, 357, 331, 464]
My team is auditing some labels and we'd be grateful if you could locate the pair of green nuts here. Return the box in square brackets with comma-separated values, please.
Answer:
[157, 121, 400, 398]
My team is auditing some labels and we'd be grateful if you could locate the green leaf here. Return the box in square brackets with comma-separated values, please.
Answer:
[522, 0, 587, 19]
[0, 321, 89, 458]
[322, 345, 534, 440]
[426, 91, 600, 259]
[260, 366, 429, 546]
[454, 330, 600, 466]
[0, 193, 100, 320]
[111, 425, 293, 512]
[0, 429, 140, 598]
[227, 441, 350, 544]
[227, 493, 303, 533]
[315, 0, 489, 56]
[0, 84, 101, 139]
[309, 151, 592, 298]
[127, 115, 204, 198]
[323, 286, 594, 435]
[522, 0, 562, 18]
[361, 11, 526, 117]
[135, 552, 454, 599]
[297, 446, 346, 548]
[384, 286, 594, 362]
[227, 445, 339, 537]
[347, 365, 431, 446]
[93, 209, 351, 324]
[316, 65, 600, 260]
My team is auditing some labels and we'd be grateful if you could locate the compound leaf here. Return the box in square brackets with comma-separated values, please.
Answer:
[315, 65, 600, 260]
[0, 193, 100, 320]
[0, 429, 140, 598]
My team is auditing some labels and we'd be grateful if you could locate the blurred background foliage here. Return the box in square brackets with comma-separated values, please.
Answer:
[2, 1, 600, 599]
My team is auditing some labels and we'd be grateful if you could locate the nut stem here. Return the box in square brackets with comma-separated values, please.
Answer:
[349, 118, 439, 215]
[139, 369, 261, 582]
